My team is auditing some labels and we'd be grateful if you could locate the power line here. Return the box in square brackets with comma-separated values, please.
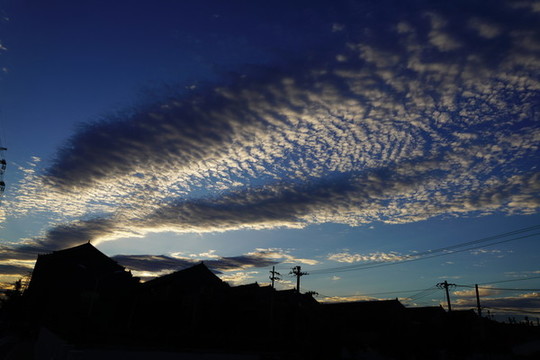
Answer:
[316, 286, 442, 302]
[485, 287, 540, 291]
[307, 227, 540, 275]
[456, 285, 540, 292]
[409, 287, 441, 302]
[271, 225, 540, 275]
[451, 275, 540, 289]
[311, 232, 540, 275]
[268, 226, 540, 303]
[484, 307, 540, 315]
[322, 287, 438, 298]
[478, 275, 540, 286]
[310, 226, 540, 274]
[360, 288, 437, 297]
[313, 281, 538, 306]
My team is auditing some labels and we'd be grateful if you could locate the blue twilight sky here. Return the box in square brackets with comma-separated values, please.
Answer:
[0, 0, 539, 315]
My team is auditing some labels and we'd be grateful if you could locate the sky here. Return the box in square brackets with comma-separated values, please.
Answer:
[0, 0, 539, 318]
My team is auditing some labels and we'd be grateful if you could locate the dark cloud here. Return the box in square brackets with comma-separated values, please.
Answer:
[0, 218, 115, 263]
[112, 253, 279, 276]
[483, 295, 540, 310]
[28, 218, 115, 251]
[208, 255, 279, 271]
[112, 255, 199, 274]
[0, 264, 33, 276]
[45, 89, 251, 190]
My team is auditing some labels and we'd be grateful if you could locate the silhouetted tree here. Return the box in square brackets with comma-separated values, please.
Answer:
[0, 274, 31, 318]
[1, 279, 23, 309]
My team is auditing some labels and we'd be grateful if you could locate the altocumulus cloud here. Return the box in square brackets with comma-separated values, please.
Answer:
[2, 0, 539, 259]
[328, 251, 408, 263]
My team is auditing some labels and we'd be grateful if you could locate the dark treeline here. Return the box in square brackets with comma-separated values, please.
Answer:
[1, 243, 539, 359]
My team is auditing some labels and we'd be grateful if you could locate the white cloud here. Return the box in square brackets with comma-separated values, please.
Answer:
[468, 18, 502, 39]
[132, 269, 175, 281]
[188, 250, 220, 259]
[504, 270, 540, 278]
[508, 1, 540, 13]
[454, 286, 499, 298]
[320, 295, 373, 303]
[332, 23, 344, 32]
[328, 251, 407, 263]
[469, 249, 504, 256]
[424, 12, 462, 51]
[218, 271, 258, 285]
[0, 259, 35, 269]
[428, 31, 462, 51]
[246, 248, 319, 266]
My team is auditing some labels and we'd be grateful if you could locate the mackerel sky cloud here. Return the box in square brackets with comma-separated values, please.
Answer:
[0, 0, 539, 311]
[5, 0, 539, 251]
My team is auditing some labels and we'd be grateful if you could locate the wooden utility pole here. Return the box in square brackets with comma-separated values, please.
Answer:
[475, 284, 482, 317]
[269, 266, 281, 289]
[437, 281, 455, 312]
[290, 266, 308, 294]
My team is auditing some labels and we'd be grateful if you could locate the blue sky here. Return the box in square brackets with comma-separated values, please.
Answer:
[0, 0, 539, 317]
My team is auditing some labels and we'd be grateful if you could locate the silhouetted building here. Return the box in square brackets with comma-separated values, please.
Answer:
[318, 299, 409, 357]
[24, 243, 139, 342]
[3, 243, 537, 359]
[131, 262, 230, 347]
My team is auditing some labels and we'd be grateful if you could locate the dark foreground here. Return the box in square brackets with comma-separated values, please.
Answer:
[1, 244, 539, 359]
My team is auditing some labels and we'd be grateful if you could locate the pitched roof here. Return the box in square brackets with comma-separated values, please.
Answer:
[143, 262, 226, 289]
[26, 243, 135, 297]
[35, 242, 125, 272]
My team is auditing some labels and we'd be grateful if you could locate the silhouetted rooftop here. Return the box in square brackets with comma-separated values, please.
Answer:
[35, 242, 125, 270]
[142, 262, 227, 290]
[323, 299, 405, 311]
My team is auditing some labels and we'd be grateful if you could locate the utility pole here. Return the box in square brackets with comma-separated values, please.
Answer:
[268, 266, 281, 333]
[437, 281, 456, 312]
[290, 266, 308, 294]
[269, 266, 281, 289]
[475, 284, 482, 317]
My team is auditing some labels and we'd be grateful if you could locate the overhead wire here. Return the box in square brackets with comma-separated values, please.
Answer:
[450, 275, 540, 289]
[309, 232, 540, 275]
[321, 287, 437, 298]
[306, 226, 540, 275]
[408, 286, 441, 302]
[484, 307, 540, 315]
[456, 284, 540, 292]
[317, 286, 441, 303]
[478, 275, 540, 286]
[271, 226, 540, 303]
[271, 225, 540, 275]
